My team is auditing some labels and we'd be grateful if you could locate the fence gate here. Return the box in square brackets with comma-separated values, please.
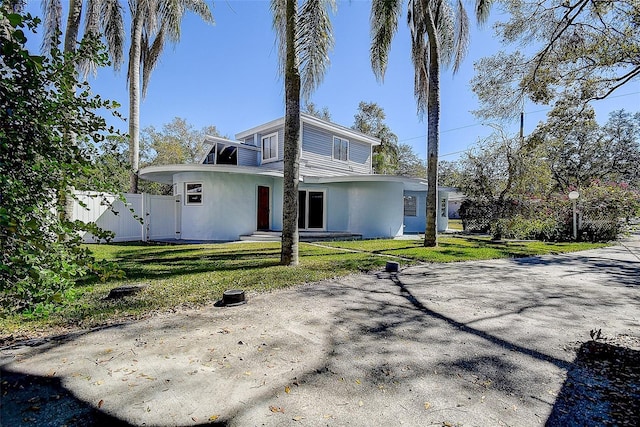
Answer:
[145, 194, 181, 241]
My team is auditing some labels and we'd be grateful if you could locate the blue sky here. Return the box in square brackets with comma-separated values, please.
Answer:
[23, 0, 640, 161]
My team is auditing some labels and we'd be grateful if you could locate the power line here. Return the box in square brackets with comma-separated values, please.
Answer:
[399, 91, 640, 145]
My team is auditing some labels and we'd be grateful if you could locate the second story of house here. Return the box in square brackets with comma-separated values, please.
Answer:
[201, 113, 380, 176]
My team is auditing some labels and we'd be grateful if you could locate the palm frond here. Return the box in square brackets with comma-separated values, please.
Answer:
[158, 0, 182, 42]
[408, 0, 429, 114]
[101, 0, 126, 70]
[432, 0, 455, 66]
[41, 0, 62, 55]
[141, 25, 165, 97]
[84, 0, 100, 36]
[271, 0, 288, 77]
[370, 0, 402, 82]
[297, 0, 336, 98]
[183, 0, 214, 23]
[451, 0, 469, 73]
[475, 0, 493, 25]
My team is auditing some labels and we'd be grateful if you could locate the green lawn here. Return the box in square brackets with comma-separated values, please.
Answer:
[447, 219, 464, 231]
[0, 237, 608, 340]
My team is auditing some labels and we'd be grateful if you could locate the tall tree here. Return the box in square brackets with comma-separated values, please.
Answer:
[40, 0, 124, 73]
[272, 0, 336, 266]
[303, 101, 332, 121]
[352, 101, 399, 174]
[437, 160, 462, 188]
[141, 117, 221, 165]
[127, 0, 214, 193]
[472, 0, 640, 122]
[529, 103, 640, 192]
[602, 110, 640, 188]
[370, 0, 493, 246]
[397, 143, 427, 178]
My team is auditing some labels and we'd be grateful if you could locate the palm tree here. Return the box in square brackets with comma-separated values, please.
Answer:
[271, 0, 336, 266]
[39, 0, 125, 226]
[127, 0, 214, 193]
[370, 0, 492, 246]
[40, 0, 124, 72]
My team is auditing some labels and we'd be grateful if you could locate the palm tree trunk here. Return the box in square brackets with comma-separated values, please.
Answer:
[57, 0, 83, 228]
[128, 8, 144, 194]
[424, 10, 440, 248]
[280, 0, 301, 266]
[63, 0, 82, 54]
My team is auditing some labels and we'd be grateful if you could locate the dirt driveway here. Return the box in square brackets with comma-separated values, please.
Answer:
[2, 237, 639, 426]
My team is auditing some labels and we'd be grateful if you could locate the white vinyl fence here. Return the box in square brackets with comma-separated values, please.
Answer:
[72, 191, 180, 243]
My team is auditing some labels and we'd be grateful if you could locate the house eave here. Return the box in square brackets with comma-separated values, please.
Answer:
[235, 117, 285, 140]
[300, 113, 381, 146]
[304, 174, 428, 191]
[234, 113, 381, 147]
[139, 164, 283, 185]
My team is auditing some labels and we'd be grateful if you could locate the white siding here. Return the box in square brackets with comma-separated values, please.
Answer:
[256, 127, 284, 164]
[301, 123, 371, 175]
[238, 146, 259, 166]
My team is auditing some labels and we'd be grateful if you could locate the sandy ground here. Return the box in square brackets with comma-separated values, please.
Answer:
[1, 236, 639, 426]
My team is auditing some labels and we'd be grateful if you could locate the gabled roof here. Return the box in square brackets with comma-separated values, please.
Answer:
[235, 112, 381, 146]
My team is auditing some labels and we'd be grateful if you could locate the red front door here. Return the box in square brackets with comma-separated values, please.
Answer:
[257, 186, 270, 230]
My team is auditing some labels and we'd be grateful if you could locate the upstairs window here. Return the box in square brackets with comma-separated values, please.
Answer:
[333, 136, 349, 161]
[262, 132, 278, 163]
[404, 195, 417, 216]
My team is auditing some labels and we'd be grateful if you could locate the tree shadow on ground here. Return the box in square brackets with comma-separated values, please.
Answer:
[2, 244, 638, 426]
[1, 368, 133, 427]
[546, 339, 640, 426]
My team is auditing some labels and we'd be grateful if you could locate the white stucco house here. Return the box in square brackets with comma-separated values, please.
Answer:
[139, 113, 451, 241]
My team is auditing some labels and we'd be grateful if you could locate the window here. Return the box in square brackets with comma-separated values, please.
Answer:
[262, 132, 278, 163]
[404, 195, 417, 217]
[333, 136, 348, 161]
[185, 182, 203, 205]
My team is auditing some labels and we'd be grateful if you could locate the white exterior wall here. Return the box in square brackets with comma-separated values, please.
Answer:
[174, 172, 277, 241]
[345, 181, 404, 238]
[403, 190, 449, 233]
[437, 190, 449, 231]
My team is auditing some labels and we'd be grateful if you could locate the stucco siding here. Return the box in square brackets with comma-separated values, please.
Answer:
[404, 190, 449, 233]
[174, 172, 277, 240]
[347, 181, 404, 238]
[403, 191, 426, 234]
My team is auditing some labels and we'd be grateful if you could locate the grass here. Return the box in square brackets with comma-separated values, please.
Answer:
[447, 219, 464, 231]
[0, 236, 608, 341]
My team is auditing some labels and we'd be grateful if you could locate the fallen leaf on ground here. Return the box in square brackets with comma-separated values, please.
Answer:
[98, 400, 104, 409]
[292, 416, 304, 421]
[209, 415, 220, 421]
[269, 406, 285, 413]
[284, 386, 291, 394]
[424, 402, 431, 410]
